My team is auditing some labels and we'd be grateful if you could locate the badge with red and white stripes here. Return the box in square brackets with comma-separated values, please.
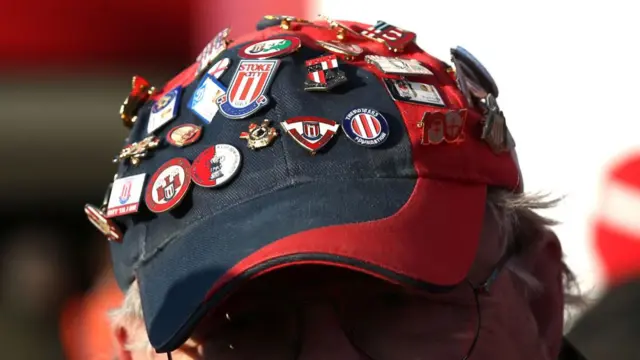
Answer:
[280, 116, 340, 154]
[342, 108, 390, 147]
[207, 58, 231, 79]
[106, 173, 146, 217]
[304, 54, 347, 91]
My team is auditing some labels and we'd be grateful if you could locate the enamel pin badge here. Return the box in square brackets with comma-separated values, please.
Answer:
[120, 75, 155, 128]
[384, 79, 445, 107]
[166, 124, 202, 148]
[189, 74, 228, 124]
[145, 157, 192, 213]
[240, 119, 278, 150]
[304, 54, 348, 91]
[106, 173, 146, 217]
[113, 135, 161, 166]
[147, 86, 182, 134]
[342, 108, 390, 147]
[238, 36, 301, 59]
[217, 59, 280, 119]
[418, 110, 467, 145]
[360, 21, 416, 52]
[196, 27, 231, 77]
[365, 55, 433, 75]
[191, 145, 242, 188]
[280, 116, 340, 154]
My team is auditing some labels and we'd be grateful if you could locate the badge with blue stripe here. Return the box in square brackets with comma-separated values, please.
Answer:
[147, 86, 182, 134]
[188, 74, 228, 124]
[342, 108, 389, 147]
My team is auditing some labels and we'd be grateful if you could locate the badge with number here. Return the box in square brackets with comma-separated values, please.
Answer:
[360, 21, 416, 52]
[217, 59, 280, 119]
[196, 27, 231, 77]
[189, 74, 227, 124]
[120, 76, 156, 128]
[418, 110, 467, 145]
[316, 40, 363, 59]
[84, 204, 123, 242]
[384, 79, 445, 107]
[147, 86, 182, 134]
[365, 55, 433, 75]
[106, 173, 146, 217]
[191, 145, 242, 188]
[166, 124, 202, 148]
[113, 135, 161, 166]
[280, 116, 340, 154]
[207, 57, 231, 79]
[342, 108, 389, 147]
[240, 119, 278, 150]
[304, 54, 348, 91]
[238, 36, 301, 59]
[145, 158, 192, 213]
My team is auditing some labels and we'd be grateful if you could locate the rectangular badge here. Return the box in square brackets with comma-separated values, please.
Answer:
[147, 86, 182, 134]
[188, 74, 228, 124]
[384, 79, 445, 107]
[365, 55, 433, 75]
[106, 173, 146, 218]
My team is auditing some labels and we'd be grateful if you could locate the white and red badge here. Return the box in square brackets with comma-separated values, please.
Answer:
[418, 110, 467, 145]
[360, 20, 416, 52]
[384, 79, 445, 107]
[191, 144, 242, 188]
[304, 54, 347, 91]
[207, 57, 231, 79]
[365, 55, 433, 76]
[196, 27, 231, 77]
[166, 124, 202, 148]
[106, 173, 146, 217]
[84, 204, 123, 242]
[280, 116, 340, 154]
[238, 36, 301, 59]
[145, 158, 192, 213]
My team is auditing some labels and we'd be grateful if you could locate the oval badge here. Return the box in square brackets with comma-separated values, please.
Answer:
[166, 124, 202, 148]
[145, 157, 192, 213]
[342, 108, 390, 147]
[191, 144, 242, 188]
[238, 36, 301, 59]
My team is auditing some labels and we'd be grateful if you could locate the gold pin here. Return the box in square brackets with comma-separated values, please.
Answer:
[240, 119, 278, 150]
[120, 76, 156, 128]
[318, 14, 364, 41]
[113, 135, 161, 166]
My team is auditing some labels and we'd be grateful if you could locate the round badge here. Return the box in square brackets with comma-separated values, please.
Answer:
[316, 40, 363, 57]
[166, 124, 202, 148]
[191, 144, 242, 188]
[84, 204, 123, 242]
[238, 36, 301, 59]
[342, 108, 390, 147]
[145, 158, 192, 213]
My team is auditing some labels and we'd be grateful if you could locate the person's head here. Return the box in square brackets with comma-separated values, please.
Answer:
[86, 16, 579, 360]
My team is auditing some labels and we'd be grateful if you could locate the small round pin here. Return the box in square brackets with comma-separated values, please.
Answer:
[191, 144, 242, 188]
[166, 124, 202, 148]
[342, 108, 390, 148]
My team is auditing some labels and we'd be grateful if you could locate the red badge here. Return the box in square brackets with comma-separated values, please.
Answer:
[145, 158, 192, 213]
[280, 116, 340, 154]
[84, 204, 123, 242]
[418, 110, 467, 145]
[166, 124, 202, 148]
[191, 144, 242, 188]
[360, 21, 416, 52]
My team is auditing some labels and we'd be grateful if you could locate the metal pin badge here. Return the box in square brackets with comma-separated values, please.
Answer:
[84, 204, 123, 242]
[263, 15, 311, 30]
[280, 116, 340, 155]
[360, 21, 416, 53]
[113, 135, 161, 166]
[240, 119, 278, 150]
[319, 15, 364, 41]
[480, 94, 512, 153]
[304, 54, 348, 92]
[120, 75, 156, 128]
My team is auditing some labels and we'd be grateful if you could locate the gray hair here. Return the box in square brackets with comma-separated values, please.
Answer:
[109, 188, 582, 351]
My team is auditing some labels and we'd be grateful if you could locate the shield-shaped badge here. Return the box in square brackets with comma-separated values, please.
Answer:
[217, 59, 280, 119]
[280, 116, 340, 154]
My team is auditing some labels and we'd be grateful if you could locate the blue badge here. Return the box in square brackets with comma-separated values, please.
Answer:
[216, 59, 280, 119]
[450, 46, 499, 97]
[342, 108, 390, 147]
[188, 74, 228, 124]
[147, 86, 182, 134]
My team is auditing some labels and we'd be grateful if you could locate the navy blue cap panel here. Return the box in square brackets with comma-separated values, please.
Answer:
[110, 36, 418, 292]
[138, 177, 416, 351]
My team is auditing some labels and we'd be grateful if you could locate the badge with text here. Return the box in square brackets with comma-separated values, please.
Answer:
[84, 204, 123, 242]
[240, 119, 278, 150]
[207, 57, 231, 79]
[342, 108, 389, 147]
[360, 21, 416, 52]
[217, 59, 280, 119]
[147, 86, 182, 134]
[166, 124, 202, 148]
[196, 27, 231, 77]
[280, 116, 340, 154]
[316, 40, 363, 59]
[384, 79, 445, 107]
[120, 75, 155, 128]
[417, 110, 467, 145]
[304, 54, 348, 91]
[113, 135, 161, 166]
[145, 157, 192, 213]
[106, 173, 146, 217]
[365, 55, 433, 75]
[238, 36, 301, 59]
[191, 144, 242, 188]
[189, 75, 228, 124]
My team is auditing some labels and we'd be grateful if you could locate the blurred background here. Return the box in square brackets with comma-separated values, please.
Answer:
[0, 0, 638, 359]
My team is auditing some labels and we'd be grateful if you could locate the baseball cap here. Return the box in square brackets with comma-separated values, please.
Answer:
[85, 17, 521, 352]
[594, 151, 640, 285]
